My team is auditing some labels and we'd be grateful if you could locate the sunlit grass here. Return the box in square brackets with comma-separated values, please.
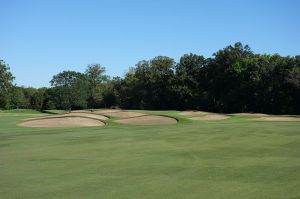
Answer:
[0, 109, 300, 199]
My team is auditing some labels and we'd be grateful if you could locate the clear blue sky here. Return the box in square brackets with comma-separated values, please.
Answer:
[1, 0, 299, 88]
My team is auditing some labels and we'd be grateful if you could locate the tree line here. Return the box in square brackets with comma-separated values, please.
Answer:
[1, 43, 299, 114]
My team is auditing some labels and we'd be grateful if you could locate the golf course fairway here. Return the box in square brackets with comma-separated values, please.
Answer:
[0, 109, 300, 199]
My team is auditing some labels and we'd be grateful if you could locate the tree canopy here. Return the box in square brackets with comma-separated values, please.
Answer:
[1, 43, 299, 114]
[0, 60, 15, 109]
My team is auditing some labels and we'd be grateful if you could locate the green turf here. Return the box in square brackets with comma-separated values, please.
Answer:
[0, 109, 300, 199]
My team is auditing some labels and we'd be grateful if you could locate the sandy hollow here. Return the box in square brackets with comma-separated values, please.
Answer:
[229, 113, 268, 117]
[115, 115, 177, 125]
[190, 114, 230, 121]
[249, 116, 300, 122]
[92, 109, 121, 114]
[103, 111, 146, 118]
[19, 116, 105, 127]
[67, 112, 108, 120]
[178, 111, 213, 116]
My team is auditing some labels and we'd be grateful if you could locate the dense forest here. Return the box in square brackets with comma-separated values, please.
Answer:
[1, 43, 299, 114]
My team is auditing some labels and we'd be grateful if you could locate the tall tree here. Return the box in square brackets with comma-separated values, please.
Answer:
[175, 53, 206, 109]
[205, 42, 254, 112]
[50, 71, 89, 110]
[9, 86, 29, 109]
[121, 56, 176, 109]
[0, 60, 15, 109]
[85, 64, 109, 108]
[147, 56, 176, 109]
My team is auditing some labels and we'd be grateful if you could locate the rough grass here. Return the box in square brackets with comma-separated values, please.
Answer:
[0, 109, 300, 199]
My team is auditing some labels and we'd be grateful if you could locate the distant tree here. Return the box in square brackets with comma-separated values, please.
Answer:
[9, 87, 30, 109]
[205, 42, 254, 112]
[30, 88, 46, 110]
[0, 60, 15, 109]
[286, 55, 300, 113]
[117, 71, 142, 109]
[85, 64, 109, 108]
[118, 56, 176, 109]
[2, 43, 300, 114]
[102, 80, 118, 108]
[146, 56, 176, 109]
[42, 87, 58, 110]
[175, 53, 206, 109]
[289, 56, 300, 84]
[50, 71, 89, 110]
[266, 54, 300, 114]
[85, 64, 108, 83]
[0, 60, 14, 92]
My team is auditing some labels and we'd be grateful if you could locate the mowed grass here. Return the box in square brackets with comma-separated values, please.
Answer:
[0, 110, 300, 199]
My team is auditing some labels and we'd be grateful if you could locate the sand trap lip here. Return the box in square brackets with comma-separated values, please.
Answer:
[19, 116, 105, 127]
[71, 110, 93, 113]
[92, 109, 121, 114]
[249, 116, 300, 122]
[103, 111, 146, 118]
[190, 114, 230, 121]
[115, 115, 177, 125]
[23, 113, 108, 121]
[178, 111, 212, 116]
[229, 113, 268, 117]
[67, 112, 108, 120]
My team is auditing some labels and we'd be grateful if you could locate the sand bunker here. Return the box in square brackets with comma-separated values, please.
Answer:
[250, 116, 300, 122]
[178, 111, 212, 116]
[67, 112, 108, 120]
[19, 116, 105, 127]
[103, 111, 146, 118]
[24, 113, 108, 121]
[229, 113, 268, 117]
[71, 110, 92, 113]
[92, 109, 121, 114]
[190, 114, 230, 121]
[115, 115, 177, 125]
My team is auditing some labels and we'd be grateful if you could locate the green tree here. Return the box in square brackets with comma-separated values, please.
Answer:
[9, 86, 32, 109]
[30, 88, 46, 110]
[102, 80, 118, 108]
[205, 42, 254, 112]
[175, 53, 206, 109]
[50, 71, 89, 110]
[85, 64, 109, 108]
[119, 56, 176, 109]
[146, 56, 175, 109]
[0, 60, 15, 109]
